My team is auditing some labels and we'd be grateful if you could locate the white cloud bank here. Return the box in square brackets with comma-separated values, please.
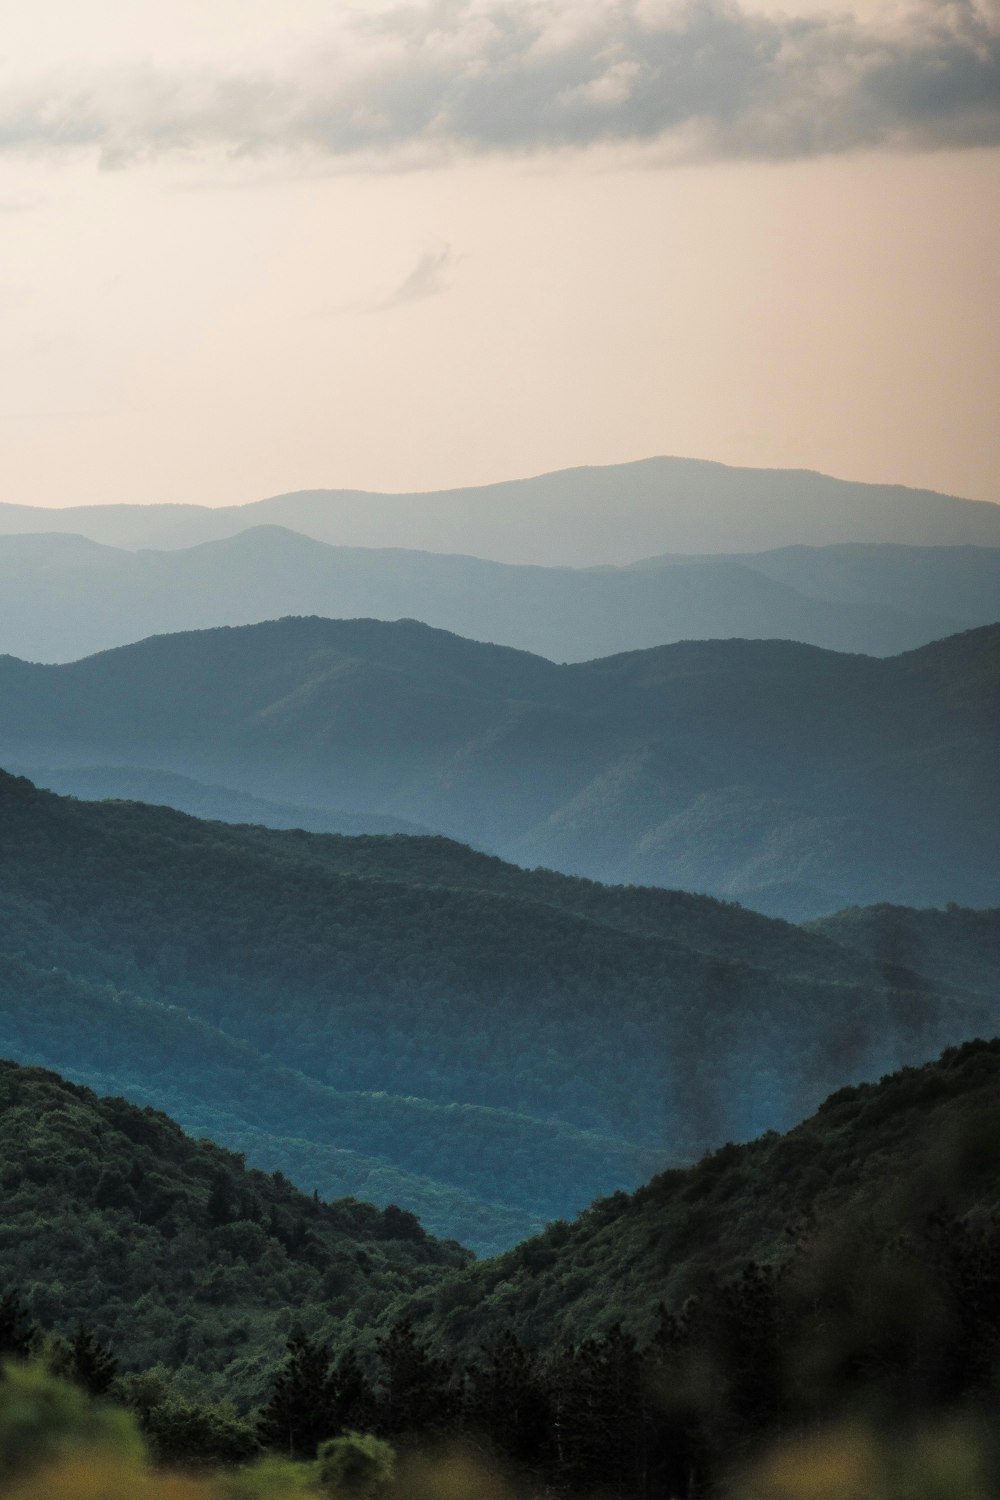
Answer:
[0, 0, 998, 168]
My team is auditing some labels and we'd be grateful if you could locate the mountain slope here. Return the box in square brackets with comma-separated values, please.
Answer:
[1, 457, 998, 563]
[808, 903, 1000, 999]
[0, 1058, 469, 1403]
[3, 526, 991, 664]
[405, 1037, 1000, 1358]
[17, 763, 430, 838]
[0, 949, 615, 1253]
[0, 773, 994, 1248]
[1, 618, 997, 917]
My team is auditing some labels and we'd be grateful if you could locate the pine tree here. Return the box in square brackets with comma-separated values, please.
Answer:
[0, 1291, 33, 1360]
[69, 1325, 118, 1397]
[374, 1317, 454, 1439]
[330, 1347, 377, 1436]
[463, 1329, 551, 1472]
[257, 1330, 336, 1459]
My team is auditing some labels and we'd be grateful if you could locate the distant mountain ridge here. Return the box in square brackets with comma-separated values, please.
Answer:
[13, 763, 432, 838]
[3, 525, 996, 663]
[2, 617, 997, 917]
[4, 456, 999, 563]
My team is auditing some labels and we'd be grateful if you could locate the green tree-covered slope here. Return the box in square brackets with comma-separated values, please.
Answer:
[0, 1059, 469, 1404]
[2, 1046, 999, 1498]
[0, 950, 638, 1256]
[0, 771, 995, 1252]
[404, 1037, 1000, 1359]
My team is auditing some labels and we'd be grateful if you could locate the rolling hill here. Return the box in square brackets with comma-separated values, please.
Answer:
[405, 1036, 1000, 1359]
[2, 457, 999, 563]
[0, 772, 996, 1258]
[2, 527, 996, 664]
[13, 763, 431, 838]
[809, 902, 1000, 999]
[2, 617, 997, 917]
[0, 1057, 469, 1404]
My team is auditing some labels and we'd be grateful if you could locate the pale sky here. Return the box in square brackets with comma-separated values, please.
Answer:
[1, 0, 998, 507]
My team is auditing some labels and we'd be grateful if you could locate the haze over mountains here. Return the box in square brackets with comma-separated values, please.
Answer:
[5, 526, 1000, 664]
[2, 447, 1000, 1494]
[6, 457, 1000, 563]
[4, 618, 997, 918]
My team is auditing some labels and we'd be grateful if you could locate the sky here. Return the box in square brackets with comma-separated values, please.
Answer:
[1, 0, 998, 508]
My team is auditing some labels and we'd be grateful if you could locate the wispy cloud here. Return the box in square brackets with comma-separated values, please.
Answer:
[1, 0, 998, 168]
[375, 245, 459, 310]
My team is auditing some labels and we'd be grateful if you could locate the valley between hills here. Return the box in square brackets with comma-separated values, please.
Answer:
[0, 459, 997, 1497]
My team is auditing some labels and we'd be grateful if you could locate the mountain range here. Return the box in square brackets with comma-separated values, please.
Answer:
[4, 525, 999, 663]
[3, 617, 997, 917]
[0, 770, 996, 1257]
[4, 457, 1000, 564]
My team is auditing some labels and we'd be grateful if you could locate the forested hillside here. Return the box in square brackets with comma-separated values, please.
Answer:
[0, 1059, 468, 1404]
[2, 617, 998, 915]
[809, 903, 1000, 997]
[17, 763, 430, 838]
[0, 771, 996, 1252]
[405, 1036, 1000, 1356]
[2, 1043, 998, 1498]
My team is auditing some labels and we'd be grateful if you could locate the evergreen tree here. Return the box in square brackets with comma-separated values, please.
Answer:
[374, 1317, 454, 1439]
[545, 1327, 645, 1497]
[68, 1325, 118, 1397]
[330, 1347, 377, 1437]
[257, 1330, 336, 1459]
[463, 1329, 551, 1473]
[0, 1291, 34, 1360]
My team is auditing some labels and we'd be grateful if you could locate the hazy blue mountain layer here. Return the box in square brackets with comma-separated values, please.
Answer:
[15, 763, 432, 838]
[2, 456, 999, 563]
[808, 903, 1000, 999]
[1, 618, 997, 917]
[0, 771, 995, 1255]
[2, 527, 996, 663]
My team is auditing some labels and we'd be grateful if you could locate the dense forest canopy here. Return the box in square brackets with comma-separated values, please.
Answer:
[0, 771, 996, 1252]
[0, 1059, 467, 1405]
[0, 1041, 997, 1497]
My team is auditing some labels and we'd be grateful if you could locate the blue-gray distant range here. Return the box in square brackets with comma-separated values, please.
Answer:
[5, 456, 1000, 561]
[3, 617, 997, 920]
[4, 530, 1000, 666]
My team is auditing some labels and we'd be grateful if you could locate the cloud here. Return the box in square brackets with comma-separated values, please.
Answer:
[375, 245, 459, 309]
[1, 0, 998, 167]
